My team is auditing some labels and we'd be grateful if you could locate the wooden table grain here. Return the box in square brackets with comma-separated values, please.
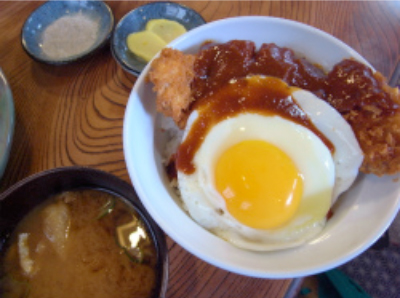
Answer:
[0, 1, 399, 298]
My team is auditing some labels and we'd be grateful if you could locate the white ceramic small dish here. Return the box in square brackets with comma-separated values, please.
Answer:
[123, 16, 400, 278]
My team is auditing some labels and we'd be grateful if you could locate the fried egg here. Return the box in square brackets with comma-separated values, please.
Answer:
[176, 76, 363, 251]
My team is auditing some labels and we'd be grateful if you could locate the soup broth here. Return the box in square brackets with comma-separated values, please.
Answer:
[0, 189, 158, 298]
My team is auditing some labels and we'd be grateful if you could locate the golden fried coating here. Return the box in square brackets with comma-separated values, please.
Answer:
[149, 48, 196, 129]
[345, 72, 400, 176]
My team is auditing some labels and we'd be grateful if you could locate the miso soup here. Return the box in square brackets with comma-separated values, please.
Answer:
[0, 189, 159, 298]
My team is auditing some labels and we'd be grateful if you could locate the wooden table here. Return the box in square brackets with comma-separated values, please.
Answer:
[0, 1, 399, 297]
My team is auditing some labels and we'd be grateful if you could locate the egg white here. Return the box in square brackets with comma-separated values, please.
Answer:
[176, 78, 363, 251]
[293, 90, 363, 204]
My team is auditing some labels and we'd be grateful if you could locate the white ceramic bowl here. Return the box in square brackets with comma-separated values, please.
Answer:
[123, 16, 400, 278]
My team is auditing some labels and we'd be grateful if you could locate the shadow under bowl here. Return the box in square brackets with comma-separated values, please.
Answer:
[0, 166, 168, 297]
[111, 1, 206, 76]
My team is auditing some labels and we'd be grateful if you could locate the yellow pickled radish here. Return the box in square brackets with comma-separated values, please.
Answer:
[126, 30, 167, 62]
[146, 19, 187, 43]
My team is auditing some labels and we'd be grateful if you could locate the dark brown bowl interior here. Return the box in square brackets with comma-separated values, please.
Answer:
[0, 166, 168, 298]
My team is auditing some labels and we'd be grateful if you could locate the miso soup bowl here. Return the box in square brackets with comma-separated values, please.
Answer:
[123, 16, 400, 278]
[0, 166, 168, 298]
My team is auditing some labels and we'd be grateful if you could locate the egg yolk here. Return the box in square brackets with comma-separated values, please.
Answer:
[215, 140, 304, 229]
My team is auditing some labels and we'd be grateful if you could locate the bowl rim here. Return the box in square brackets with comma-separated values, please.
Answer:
[123, 15, 400, 278]
[0, 166, 168, 297]
[0, 68, 15, 181]
[111, 1, 206, 76]
[20, 0, 115, 65]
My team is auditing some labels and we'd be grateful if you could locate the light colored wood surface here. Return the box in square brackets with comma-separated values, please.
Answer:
[0, 1, 399, 297]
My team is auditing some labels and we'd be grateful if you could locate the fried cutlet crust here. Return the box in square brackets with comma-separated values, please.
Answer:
[344, 72, 400, 176]
[321, 59, 400, 176]
[148, 48, 196, 129]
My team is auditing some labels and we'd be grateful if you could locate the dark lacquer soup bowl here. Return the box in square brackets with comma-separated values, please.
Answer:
[0, 166, 168, 298]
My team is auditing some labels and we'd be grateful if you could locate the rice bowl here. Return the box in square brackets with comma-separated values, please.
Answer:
[123, 16, 400, 278]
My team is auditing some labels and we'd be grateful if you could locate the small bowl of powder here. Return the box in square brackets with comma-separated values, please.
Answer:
[21, 1, 114, 65]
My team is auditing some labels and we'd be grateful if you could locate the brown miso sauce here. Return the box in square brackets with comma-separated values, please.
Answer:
[176, 76, 334, 174]
[192, 40, 398, 117]
[174, 40, 399, 176]
[192, 40, 399, 116]
[192, 41, 327, 102]
[324, 59, 399, 116]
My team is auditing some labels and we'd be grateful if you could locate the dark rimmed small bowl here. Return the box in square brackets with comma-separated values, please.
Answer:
[21, 1, 114, 65]
[0, 166, 168, 298]
[111, 1, 206, 76]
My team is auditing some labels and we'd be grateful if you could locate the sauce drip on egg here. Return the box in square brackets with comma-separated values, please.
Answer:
[176, 76, 334, 174]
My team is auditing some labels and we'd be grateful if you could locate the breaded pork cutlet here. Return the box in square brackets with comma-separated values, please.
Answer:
[149, 44, 400, 177]
[148, 48, 196, 129]
[329, 69, 400, 176]
[312, 65, 400, 176]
